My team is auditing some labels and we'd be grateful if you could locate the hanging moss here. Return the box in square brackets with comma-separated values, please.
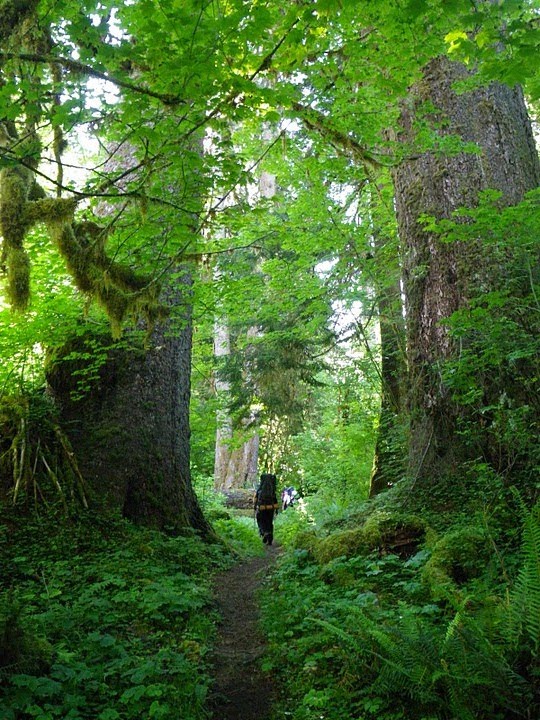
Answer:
[0, 168, 33, 245]
[95, 284, 129, 339]
[0, 127, 38, 311]
[5, 246, 30, 310]
[45, 213, 164, 337]
[0, 166, 34, 308]
[0, 131, 163, 331]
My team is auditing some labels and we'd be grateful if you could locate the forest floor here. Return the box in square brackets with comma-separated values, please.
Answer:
[208, 542, 280, 720]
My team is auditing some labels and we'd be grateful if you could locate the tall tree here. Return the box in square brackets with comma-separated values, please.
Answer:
[45, 273, 211, 531]
[369, 183, 407, 496]
[392, 56, 540, 489]
[0, 0, 229, 531]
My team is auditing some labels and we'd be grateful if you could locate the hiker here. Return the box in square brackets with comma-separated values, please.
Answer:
[254, 473, 279, 546]
[281, 486, 297, 511]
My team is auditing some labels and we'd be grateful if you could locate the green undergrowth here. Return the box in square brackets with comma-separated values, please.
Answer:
[0, 509, 234, 720]
[261, 494, 540, 720]
[212, 514, 266, 557]
[192, 475, 265, 557]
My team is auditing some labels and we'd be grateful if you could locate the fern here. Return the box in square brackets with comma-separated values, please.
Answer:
[509, 497, 540, 652]
[336, 604, 528, 718]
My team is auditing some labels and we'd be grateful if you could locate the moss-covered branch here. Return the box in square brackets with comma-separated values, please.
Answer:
[292, 101, 384, 171]
[0, 143, 164, 333]
[47, 219, 164, 338]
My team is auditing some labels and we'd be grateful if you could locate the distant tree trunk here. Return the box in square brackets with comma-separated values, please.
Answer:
[392, 57, 540, 487]
[214, 429, 260, 492]
[213, 320, 260, 491]
[46, 271, 212, 535]
[212, 170, 275, 491]
[370, 269, 406, 496]
[368, 181, 407, 496]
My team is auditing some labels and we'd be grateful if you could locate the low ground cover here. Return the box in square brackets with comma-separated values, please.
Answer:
[262, 492, 539, 720]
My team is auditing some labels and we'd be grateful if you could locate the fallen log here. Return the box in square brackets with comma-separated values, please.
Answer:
[221, 488, 255, 509]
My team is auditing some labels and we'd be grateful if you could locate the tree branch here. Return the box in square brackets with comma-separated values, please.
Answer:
[0, 51, 187, 106]
[292, 101, 387, 171]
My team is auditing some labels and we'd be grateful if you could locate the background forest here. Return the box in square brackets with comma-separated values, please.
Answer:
[0, 0, 539, 719]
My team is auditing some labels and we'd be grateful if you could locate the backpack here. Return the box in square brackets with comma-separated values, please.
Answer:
[256, 473, 277, 506]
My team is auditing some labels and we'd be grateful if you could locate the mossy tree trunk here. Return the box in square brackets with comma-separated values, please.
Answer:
[46, 271, 212, 535]
[392, 57, 540, 489]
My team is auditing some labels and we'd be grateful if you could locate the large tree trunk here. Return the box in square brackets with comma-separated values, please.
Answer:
[214, 431, 260, 492]
[392, 57, 540, 487]
[46, 272, 212, 535]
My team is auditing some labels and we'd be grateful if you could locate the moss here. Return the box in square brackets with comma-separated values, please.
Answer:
[0, 1, 38, 42]
[314, 527, 367, 564]
[292, 529, 321, 556]
[29, 197, 77, 224]
[312, 512, 431, 565]
[0, 147, 161, 331]
[6, 245, 30, 310]
[421, 525, 491, 599]
[206, 507, 232, 522]
[90, 423, 125, 443]
[48, 220, 163, 338]
[0, 152, 34, 310]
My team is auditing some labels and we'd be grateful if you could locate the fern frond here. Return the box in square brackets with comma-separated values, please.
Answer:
[509, 499, 540, 652]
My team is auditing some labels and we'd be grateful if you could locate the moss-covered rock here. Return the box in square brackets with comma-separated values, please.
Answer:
[292, 529, 321, 556]
[313, 526, 366, 564]
[421, 525, 492, 599]
[309, 511, 431, 565]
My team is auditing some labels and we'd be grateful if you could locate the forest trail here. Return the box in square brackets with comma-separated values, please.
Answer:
[208, 544, 280, 720]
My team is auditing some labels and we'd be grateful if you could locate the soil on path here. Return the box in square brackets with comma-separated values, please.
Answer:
[208, 544, 280, 720]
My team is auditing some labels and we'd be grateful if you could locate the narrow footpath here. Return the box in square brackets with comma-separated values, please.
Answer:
[208, 544, 280, 720]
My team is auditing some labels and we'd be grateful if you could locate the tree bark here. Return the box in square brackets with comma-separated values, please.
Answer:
[392, 57, 540, 486]
[46, 271, 212, 535]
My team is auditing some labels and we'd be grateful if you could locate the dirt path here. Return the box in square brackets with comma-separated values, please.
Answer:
[208, 544, 280, 720]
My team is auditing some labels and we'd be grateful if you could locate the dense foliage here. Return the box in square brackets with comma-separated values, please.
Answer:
[263, 493, 540, 720]
[0, 509, 237, 719]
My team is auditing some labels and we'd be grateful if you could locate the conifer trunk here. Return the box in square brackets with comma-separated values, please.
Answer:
[213, 320, 260, 491]
[392, 57, 540, 487]
[47, 272, 212, 535]
[370, 271, 406, 496]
